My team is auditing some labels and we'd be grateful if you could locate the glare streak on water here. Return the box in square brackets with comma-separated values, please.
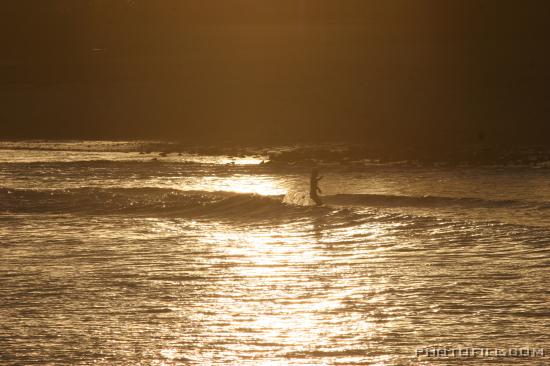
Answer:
[1, 142, 549, 365]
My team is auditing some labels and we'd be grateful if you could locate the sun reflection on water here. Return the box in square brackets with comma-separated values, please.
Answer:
[192, 221, 382, 363]
[197, 175, 287, 196]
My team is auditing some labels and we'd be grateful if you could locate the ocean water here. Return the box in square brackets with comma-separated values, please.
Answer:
[1, 141, 549, 365]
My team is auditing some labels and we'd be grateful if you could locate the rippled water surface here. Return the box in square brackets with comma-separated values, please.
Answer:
[1, 141, 549, 365]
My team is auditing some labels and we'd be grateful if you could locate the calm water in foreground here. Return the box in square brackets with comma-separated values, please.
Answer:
[1, 141, 549, 365]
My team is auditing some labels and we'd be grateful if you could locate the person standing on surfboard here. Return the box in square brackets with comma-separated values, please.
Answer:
[310, 168, 323, 205]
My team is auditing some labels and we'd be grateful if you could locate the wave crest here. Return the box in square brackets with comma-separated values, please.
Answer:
[1, 188, 544, 218]
[0, 187, 295, 218]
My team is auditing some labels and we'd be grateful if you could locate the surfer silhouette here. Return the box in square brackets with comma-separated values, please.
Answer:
[310, 168, 323, 205]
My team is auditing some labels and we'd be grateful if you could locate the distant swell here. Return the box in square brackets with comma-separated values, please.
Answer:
[324, 193, 536, 209]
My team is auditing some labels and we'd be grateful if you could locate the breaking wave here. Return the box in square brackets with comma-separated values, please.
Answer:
[1, 188, 545, 218]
